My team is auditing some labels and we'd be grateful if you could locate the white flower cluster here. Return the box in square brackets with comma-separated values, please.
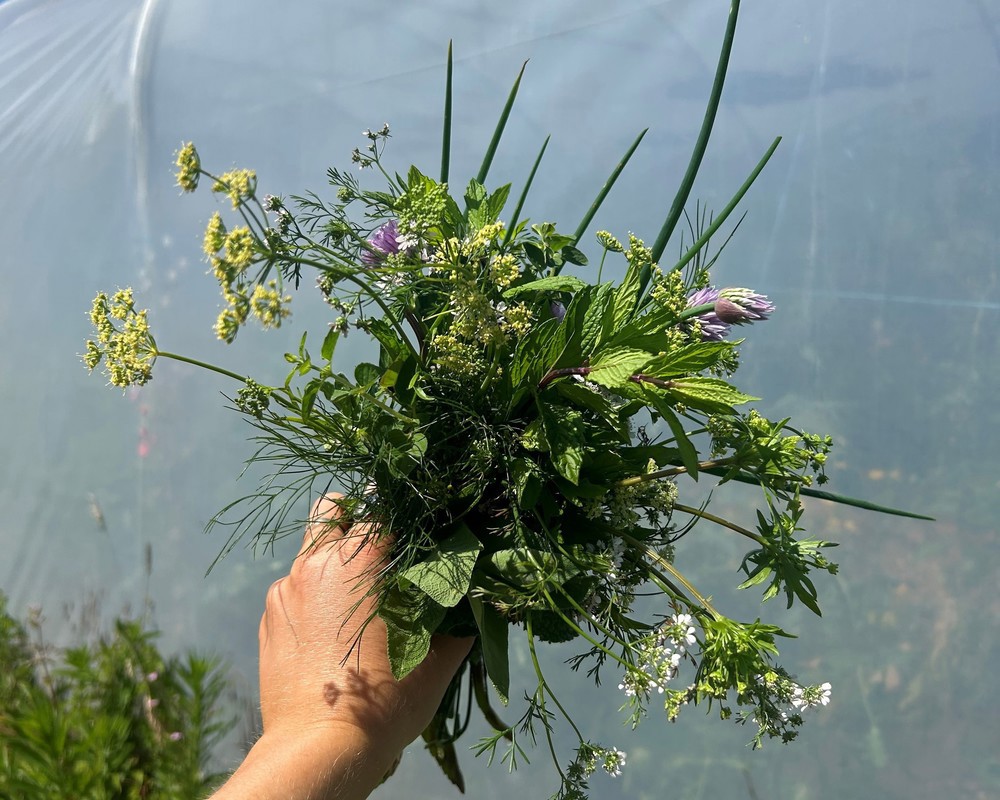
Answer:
[618, 613, 697, 698]
[560, 743, 627, 799]
[791, 681, 832, 711]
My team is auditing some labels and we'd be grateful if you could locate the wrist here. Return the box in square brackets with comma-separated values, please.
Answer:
[212, 723, 399, 800]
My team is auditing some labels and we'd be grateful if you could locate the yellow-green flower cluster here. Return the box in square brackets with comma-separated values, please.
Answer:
[395, 175, 449, 237]
[235, 378, 272, 419]
[649, 266, 687, 318]
[429, 332, 485, 377]
[488, 253, 520, 288]
[250, 281, 292, 329]
[214, 303, 248, 344]
[203, 212, 226, 258]
[500, 301, 534, 337]
[624, 233, 653, 272]
[84, 288, 156, 388]
[212, 168, 257, 209]
[596, 230, 624, 253]
[174, 142, 200, 192]
[201, 212, 274, 343]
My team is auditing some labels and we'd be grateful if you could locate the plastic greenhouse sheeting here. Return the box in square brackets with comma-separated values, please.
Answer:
[1, 1, 997, 797]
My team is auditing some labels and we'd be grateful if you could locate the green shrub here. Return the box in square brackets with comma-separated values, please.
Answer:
[0, 592, 236, 799]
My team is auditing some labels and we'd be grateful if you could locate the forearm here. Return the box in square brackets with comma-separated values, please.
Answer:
[210, 726, 396, 800]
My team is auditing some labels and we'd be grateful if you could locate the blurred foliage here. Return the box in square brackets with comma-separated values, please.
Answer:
[0, 592, 236, 799]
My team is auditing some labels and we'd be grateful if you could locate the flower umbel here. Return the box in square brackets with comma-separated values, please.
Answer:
[85, 288, 157, 388]
[174, 142, 200, 192]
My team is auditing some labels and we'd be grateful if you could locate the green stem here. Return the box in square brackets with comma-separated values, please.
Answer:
[540, 586, 631, 666]
[282, 254, 421, 362]
[153, 351, 247, 383]
[501, 135, 550, 251]
[673, 502, 766, 545]
[621, 533, 722, 620]
[525, 619, 584, 743]
[523, 620, 564, 779]
[573, 128, 649, 247]
[617, 457, 740, 487]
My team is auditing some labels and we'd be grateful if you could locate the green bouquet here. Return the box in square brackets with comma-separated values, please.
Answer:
[83, 6, 926, 797]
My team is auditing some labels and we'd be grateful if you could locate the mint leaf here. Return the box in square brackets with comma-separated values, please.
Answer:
[380, 586, 446, 680]
[642, 342, 732, 378]
[538, 400, 585, 484]
[612, 258, 642, 329]
[400, 524, 482, 608]
[580, 284, 614, 355]
[668, 377, 758, 413]
[588, 347, 650, 389]
[503, 275, 587, 299]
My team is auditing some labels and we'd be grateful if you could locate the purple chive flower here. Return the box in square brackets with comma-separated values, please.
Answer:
[685, 286, 774, 341]
[361, 219, 401, 264]
[685, 286, 729, 341]
[715, 288, 775, 324]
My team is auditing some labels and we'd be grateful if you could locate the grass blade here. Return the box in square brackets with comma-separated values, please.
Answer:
[441, 41, 453, 184]
[502, 135, 551, 249]
[649, 0, 742, 268]
[668, 135, 780, 275]
[702, 466, 935, 520]
[477, 60, 528, 185]
[572, 127, 649, 245]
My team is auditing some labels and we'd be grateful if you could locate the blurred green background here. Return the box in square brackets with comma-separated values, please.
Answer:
[1, 0, 996, 797]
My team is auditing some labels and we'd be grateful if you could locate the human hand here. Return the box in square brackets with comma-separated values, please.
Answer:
[212, 494, 473, 800]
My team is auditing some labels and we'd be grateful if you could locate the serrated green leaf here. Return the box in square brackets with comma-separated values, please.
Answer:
[465, 178, 487, 207]
[511, 456, 544, 509]
[380, 586, 446, 680]
[612, 258, 643, 329]
[510, 317, 561, 388]
[554, 381, 629, 442]
[587, 347, 650, 389]
[668, 376, 758, 412]
[561, 245, 588, 266]
[485, 184, 511, 222]
[502, 275, 587, 299]
[470, 597, 509, 704]
[364, 318, 405, 360]
[538, 400, 585, 484]
[580, 284, 614, 355]
[642, 342, 732, 378]
[520, 417, 548, 452]
[400, 525, 482, 608]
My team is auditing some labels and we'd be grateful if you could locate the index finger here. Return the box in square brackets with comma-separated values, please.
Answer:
[297, 492, 349, 558]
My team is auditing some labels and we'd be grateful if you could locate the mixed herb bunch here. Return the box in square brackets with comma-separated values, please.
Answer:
[83, 7, 926, 797]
